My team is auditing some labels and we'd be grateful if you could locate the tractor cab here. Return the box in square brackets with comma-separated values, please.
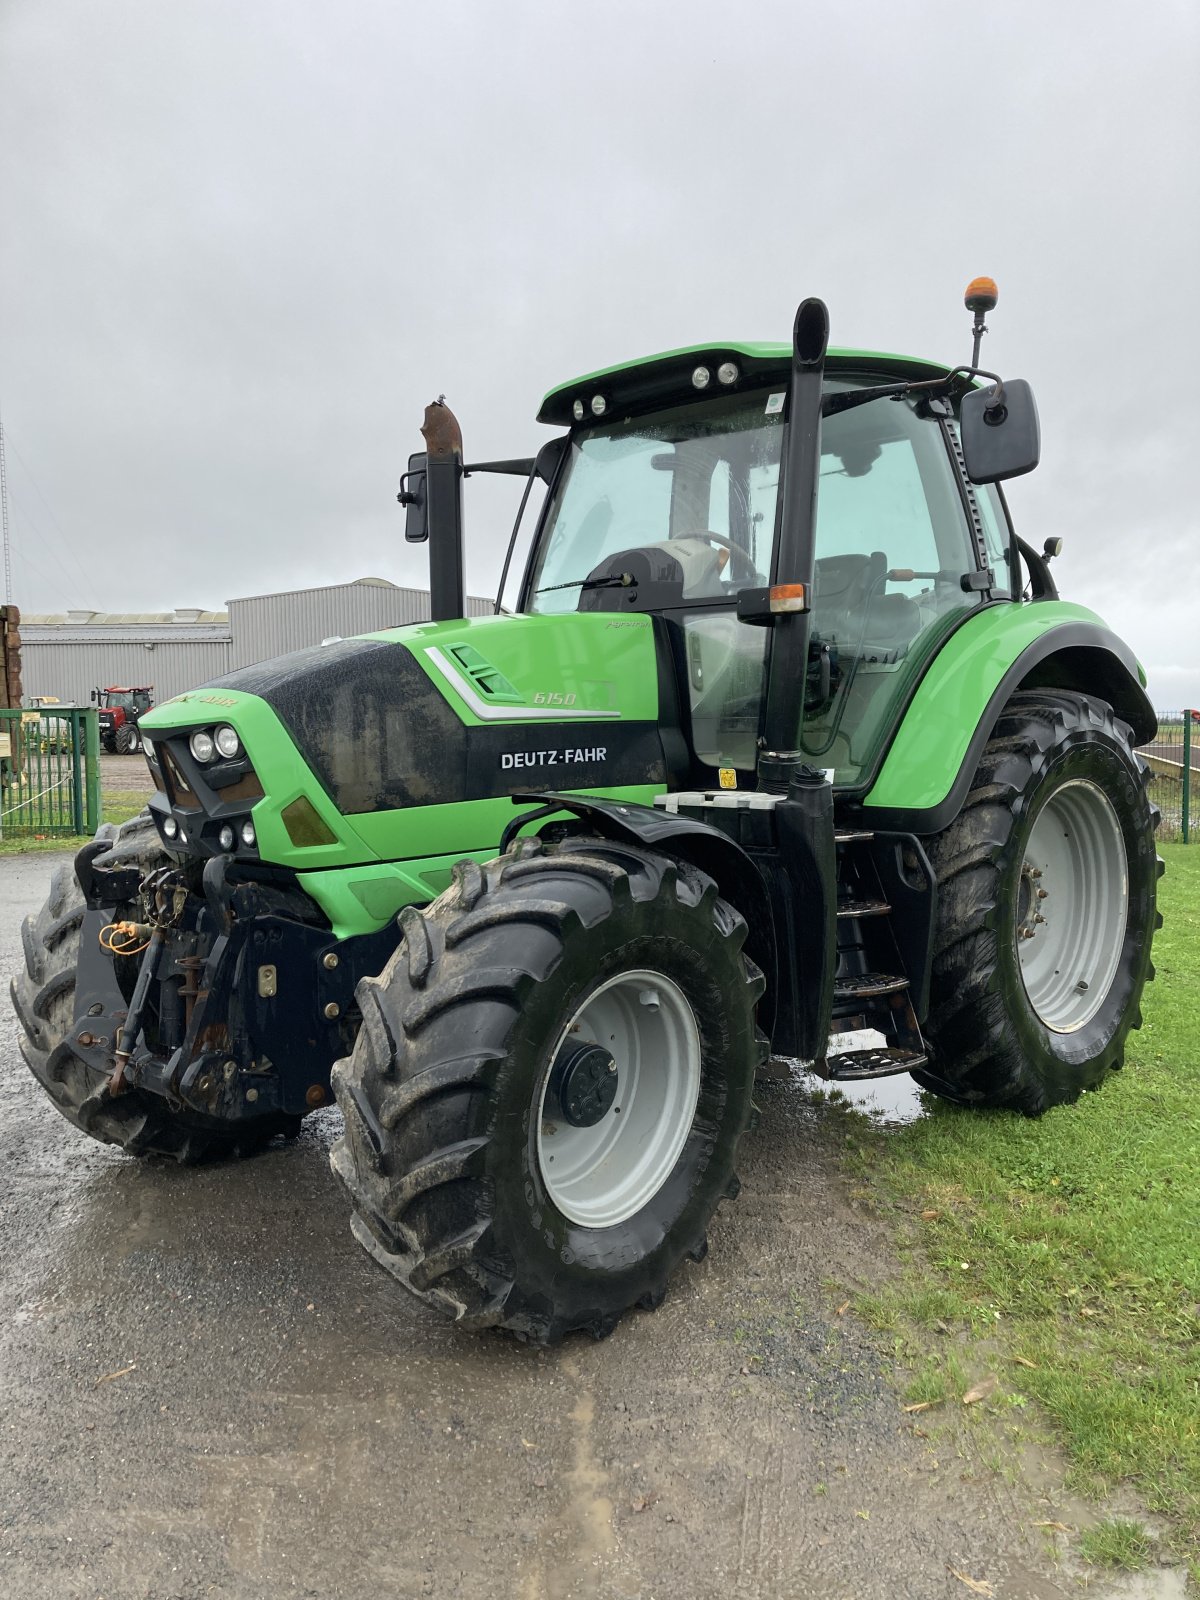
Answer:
[95, 685, 154, 753]
[97, 686, 154, 714]
[525, 352, 1015, 792]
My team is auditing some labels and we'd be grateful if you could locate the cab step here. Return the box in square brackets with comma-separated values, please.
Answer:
[834, 829, 875, 843]
[836, 898, 891, 919]
[833, 972, 909, 1003]
[815, 1046, 928, 1082]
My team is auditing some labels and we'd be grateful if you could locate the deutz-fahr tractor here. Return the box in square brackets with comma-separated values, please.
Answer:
[12, 282, 1160, 1344]
[95, 685, 155, 754]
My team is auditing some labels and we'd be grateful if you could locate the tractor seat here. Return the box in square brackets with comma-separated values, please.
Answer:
[812, 553, 922, 658]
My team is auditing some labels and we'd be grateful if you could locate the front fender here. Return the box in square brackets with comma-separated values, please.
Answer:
[511, 790, 779, 1033]
[859, 602, 1154, 834]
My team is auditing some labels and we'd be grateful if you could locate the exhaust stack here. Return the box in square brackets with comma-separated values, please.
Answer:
[400, 398, 466, 623]
[761, 297, 829, 759]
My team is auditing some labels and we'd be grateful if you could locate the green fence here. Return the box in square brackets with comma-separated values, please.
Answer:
[1141, 712, 1195, 843]
[0, 707, 101, 839]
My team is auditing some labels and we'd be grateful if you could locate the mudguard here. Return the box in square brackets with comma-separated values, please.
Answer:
[857, 602, 1155, 834]
[510, 791, 780, 1038]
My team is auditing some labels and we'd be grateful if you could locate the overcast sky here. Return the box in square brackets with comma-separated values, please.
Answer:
[1, 1, 1197, 708]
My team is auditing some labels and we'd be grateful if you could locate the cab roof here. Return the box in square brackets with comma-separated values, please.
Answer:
[538, 343, 954, 427]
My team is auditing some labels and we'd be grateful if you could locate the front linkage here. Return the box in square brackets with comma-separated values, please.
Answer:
[69, 834, 397, 1135]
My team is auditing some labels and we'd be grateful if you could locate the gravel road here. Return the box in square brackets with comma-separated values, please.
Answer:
[0, 851, 1136, 1600]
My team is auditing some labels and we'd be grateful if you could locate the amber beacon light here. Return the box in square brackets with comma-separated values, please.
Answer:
[965, 276, 999, 366]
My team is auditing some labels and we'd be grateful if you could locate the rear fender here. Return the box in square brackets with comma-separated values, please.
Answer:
[858, 605, 1155, 834]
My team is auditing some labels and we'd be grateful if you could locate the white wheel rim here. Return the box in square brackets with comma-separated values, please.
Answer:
[536, 969, 701, 1228]
[1017, 779, 1128, 1033]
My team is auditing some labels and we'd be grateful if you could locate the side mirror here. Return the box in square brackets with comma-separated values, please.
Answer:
[399, 452, 428, 543]
[961, 378, 1040, 484]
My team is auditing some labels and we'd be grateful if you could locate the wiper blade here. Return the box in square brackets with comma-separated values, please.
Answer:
[822, 379, 946, 417]
[535, 572, 634, 595]
[821, 364, 999, 418]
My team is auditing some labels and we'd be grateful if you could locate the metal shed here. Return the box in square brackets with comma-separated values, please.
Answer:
[19, 578, 493, 705]
[227, 577, 492, 669]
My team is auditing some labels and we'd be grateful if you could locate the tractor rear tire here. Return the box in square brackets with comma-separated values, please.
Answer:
[11, 812, 298, 1161]
[330, 835, 764, 1344]
[916, 691, 1160, 1114]
[114, 723, 139, 754]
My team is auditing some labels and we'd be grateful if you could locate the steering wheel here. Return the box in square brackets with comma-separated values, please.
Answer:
[677, 530, 762, 585]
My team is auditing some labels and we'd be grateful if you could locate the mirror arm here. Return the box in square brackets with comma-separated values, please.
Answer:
[462, 458, 537, 478]
[396, 469, 423, 509]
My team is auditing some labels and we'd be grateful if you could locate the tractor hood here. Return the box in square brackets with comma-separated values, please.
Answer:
[137, 613, 668, 928]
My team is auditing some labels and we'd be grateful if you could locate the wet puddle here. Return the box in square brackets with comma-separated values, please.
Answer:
[780, 1029, 932, 1127]
[828, 1069, 928, 1124]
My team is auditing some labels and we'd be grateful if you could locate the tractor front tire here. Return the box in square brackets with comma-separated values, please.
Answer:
[12, 813, 297, 1161]
[114, 723, 139, 754]
[918, 691, 1160, 1114]
[331, 836, 764, 1343]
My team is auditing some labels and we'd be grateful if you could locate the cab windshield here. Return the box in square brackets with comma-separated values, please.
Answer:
[527, 388, 785, 613]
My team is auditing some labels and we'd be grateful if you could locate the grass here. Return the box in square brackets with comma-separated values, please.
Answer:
[1078, 1518, 1153, 1571]
[846, 842, 1200, 1573]
[0, 790, 149, 855]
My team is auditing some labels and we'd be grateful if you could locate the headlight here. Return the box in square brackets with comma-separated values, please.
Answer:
[163, 817, 178, 839]
[218, 825, 236, 851]
[142, 736, 155, 760]
[189, 730, 215, 763]
[241, 821, 256, 848]
[214, 725, 240, 759]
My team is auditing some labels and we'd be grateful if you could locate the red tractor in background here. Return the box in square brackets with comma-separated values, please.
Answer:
[94, 685, 154, 753]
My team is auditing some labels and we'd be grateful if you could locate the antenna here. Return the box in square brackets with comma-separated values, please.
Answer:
[0, 403, 10, 604]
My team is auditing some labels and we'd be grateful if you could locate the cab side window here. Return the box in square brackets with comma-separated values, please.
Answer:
[975, 483, 1015, 597]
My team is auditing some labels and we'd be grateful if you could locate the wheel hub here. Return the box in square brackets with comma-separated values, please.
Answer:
[1016, 862, 1047, 941]
[536, 969, 701, 1229]
[548, 1041, 619, 1127]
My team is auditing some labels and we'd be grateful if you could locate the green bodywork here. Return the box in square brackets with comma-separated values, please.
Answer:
[863, 600, 1123, 811]
[142, 612, 664, 939]
[143, 597, 1141, 940]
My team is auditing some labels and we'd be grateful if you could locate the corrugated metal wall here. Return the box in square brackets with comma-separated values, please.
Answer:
[19, 581, 495, 704]
[227, 581, 493, 670]
[19, 633, 233, 705]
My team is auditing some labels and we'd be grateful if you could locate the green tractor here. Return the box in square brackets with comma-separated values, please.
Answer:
[12, 281, 1160, 1343]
